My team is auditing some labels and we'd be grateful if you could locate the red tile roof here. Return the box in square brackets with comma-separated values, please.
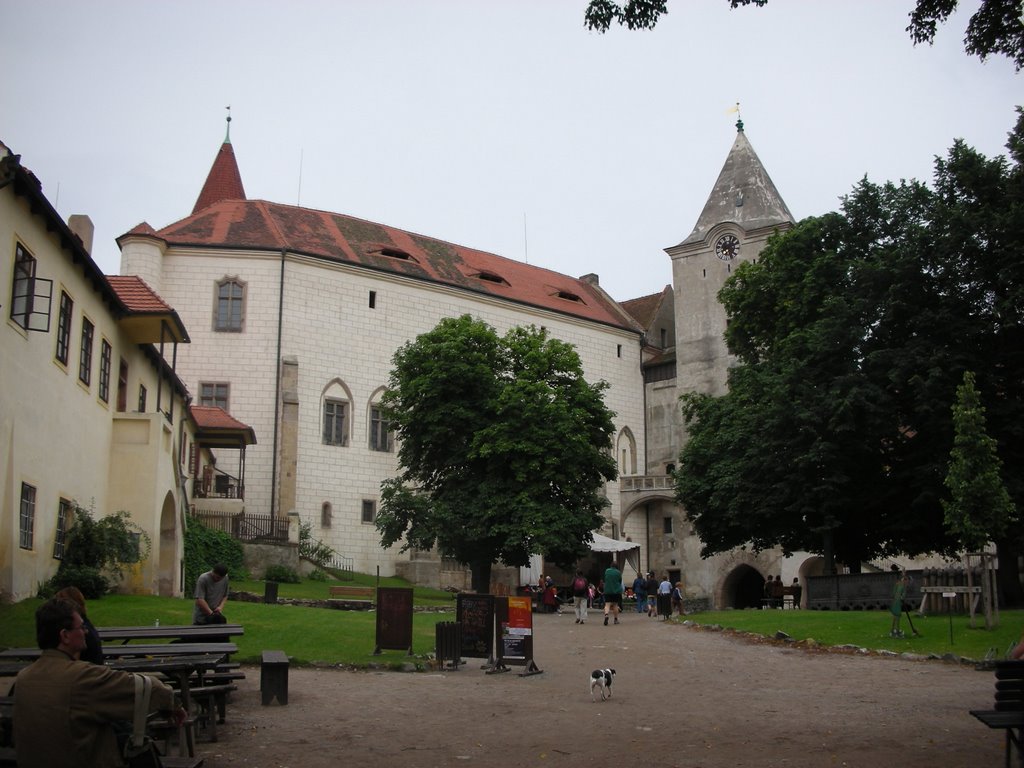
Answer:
[151, 199, 637, 330]
[190, 404, 252, 431]
[107, 275, 174, 313]
[620, 287, 669, 330]
[192, 142, 246, 215]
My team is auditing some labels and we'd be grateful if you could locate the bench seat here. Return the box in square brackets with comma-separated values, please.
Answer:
[190, 683, 237, 742]
[970, 660, 1024, 768]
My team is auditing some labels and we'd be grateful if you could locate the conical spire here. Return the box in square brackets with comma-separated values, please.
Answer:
[192, 111, 246, 215]
[678, 124, 793, 247]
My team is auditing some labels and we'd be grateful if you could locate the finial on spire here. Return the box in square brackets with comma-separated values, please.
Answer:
[727, 101, 744, 133]
[225, 105, 232, 143]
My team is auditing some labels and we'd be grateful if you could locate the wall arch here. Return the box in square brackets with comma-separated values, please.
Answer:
[158, 491, 177, 597]
[616, 427, 637, 476]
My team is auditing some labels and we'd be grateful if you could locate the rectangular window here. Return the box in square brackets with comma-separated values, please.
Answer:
[55, 291, 73, 364]
[369, 406, 392, 452]
[368, 290, 376, 309]
[663, 516, 673, 535]
[323, 399, 347, 446]
[53, 498, 71, 559]
[361, 499, 376, 524]
[138, 383, 147, 412]
[199, 382, 230, 410]
[19, 483, 36, 550]
[117, 359, 128, 412]
[215, 279, 245, 332]
[78, 317, 94, 385]
[98, 339, 112, 402]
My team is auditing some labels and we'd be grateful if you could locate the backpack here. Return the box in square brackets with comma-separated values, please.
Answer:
[573, 576, 587, 595]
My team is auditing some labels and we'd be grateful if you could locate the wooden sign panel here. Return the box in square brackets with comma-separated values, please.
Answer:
[456, 594, 495, 659]
[375, 587, 414, 654]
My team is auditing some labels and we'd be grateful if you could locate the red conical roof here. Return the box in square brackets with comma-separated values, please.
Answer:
[193, 141, 246, 215]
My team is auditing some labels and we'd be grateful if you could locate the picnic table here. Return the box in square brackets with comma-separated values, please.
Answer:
[98, 624, 244, 644]
[0, 642, 237, 660]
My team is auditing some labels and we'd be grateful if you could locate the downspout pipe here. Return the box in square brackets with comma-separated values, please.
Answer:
[270, 248, 286, 516]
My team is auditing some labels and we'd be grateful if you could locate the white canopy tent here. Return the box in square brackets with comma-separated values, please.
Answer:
[588, 533, 641, 578]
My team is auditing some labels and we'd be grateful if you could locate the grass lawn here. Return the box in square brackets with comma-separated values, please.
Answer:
[2, 580, 1020, 668]
[680, 606, 1024, 661]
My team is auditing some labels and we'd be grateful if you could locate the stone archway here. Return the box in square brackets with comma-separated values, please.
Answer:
[158, 492, 177, 596]
[720, 563, 765, 609]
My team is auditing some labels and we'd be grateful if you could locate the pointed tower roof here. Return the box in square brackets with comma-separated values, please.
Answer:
[677, 121, 793, 247]
[192, 114, 246, 215]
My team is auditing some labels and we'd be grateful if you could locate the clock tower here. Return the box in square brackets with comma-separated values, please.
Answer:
[665, 119, 795, 398]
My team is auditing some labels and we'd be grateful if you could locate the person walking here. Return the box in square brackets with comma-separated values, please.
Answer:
[645, 572, 659, 617]
[603, 562, 623, 625]
[572, 570, 590, 624]
[890, 570, 908, 638]
[632, 572, 647, 614]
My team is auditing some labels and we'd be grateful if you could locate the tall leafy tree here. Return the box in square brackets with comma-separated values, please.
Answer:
[376, 315, 618, 592]
[942, 371, 1016, 551]
[677, 111, 1024, 602]
[585, 0, 1024, 70]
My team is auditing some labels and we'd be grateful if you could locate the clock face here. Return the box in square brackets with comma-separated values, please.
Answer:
[715, 234, 740, 261]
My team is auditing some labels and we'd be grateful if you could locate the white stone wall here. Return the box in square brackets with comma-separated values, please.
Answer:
[150, 247, 644, 578]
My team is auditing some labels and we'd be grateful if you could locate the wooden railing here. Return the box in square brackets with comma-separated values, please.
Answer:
[190, 510, 288, 543]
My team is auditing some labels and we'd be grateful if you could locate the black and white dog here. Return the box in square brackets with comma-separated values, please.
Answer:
[590, 668, 615, 701]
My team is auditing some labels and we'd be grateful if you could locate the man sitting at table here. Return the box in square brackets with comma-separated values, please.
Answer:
[193, 563, 230, 625]
[14, 598, 186, 768]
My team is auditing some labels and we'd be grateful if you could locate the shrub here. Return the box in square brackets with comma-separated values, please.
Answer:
[184, 515, 245, 594]
[307, 568, 329, 582]
[263, 564, 301, 583]
[41, 564, 109, 599]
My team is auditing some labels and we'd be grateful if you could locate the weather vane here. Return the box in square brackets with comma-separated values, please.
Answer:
[225, 105, 232, 142]
[728, 101, 744, 133]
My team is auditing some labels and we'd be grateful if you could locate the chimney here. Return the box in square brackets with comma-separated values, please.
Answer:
[67, 214, 94, 255]
[580, 273, 600, 286]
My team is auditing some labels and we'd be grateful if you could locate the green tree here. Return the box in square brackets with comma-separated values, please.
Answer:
[585, 0, 1024, 70]
[942, 371, 1017, 551]
[677, 112, 1024, 600]
[376, 315, 618, 592]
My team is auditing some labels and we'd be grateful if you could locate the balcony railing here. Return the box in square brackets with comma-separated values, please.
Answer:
[619, 475, 675, 492]
[190, 510, 288, 543]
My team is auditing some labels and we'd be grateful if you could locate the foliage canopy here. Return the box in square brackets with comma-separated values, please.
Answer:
[676, 111, 1024, 598]
[376, 315, 618, 591]
[585, 0, 1024, 70]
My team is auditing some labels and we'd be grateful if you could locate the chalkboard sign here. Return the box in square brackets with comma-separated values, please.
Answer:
[375, 587, 414, 654]
[456, 594, 495, 659]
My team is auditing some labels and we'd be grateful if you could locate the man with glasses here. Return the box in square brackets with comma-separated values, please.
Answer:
[13, 597, 185, 767]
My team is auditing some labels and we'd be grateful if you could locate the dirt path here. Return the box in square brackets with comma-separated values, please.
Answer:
[200, 609, 1001, 767]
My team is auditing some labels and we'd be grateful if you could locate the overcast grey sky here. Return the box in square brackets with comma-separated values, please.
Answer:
[2, 1, 1019, 301]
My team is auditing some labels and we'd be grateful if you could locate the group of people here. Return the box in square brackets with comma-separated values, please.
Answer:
[631, 571, 685, 618]
[9, 564, 230, 767]
[763, 575, 802, 609]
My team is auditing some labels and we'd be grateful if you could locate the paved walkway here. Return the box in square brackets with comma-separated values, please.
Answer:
[203, 607, 1002, 767]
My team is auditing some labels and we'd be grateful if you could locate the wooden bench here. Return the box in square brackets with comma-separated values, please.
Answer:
[328, 585, 375, 608]
[189, 683, 237, 742]
[970, 660, 1024, 767]
[261, 650, 289, 706]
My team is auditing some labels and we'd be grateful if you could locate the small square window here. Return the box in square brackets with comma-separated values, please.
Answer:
[361, 499, 376, 524]
[199, 382, 230, 411]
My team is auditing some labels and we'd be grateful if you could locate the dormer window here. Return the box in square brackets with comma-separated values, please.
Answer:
[555, 290, 584, 304]
[474, 271, 509, 286]
[368, 245, 417, 263]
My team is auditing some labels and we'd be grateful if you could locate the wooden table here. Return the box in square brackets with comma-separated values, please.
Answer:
[99, 624, 244, 644]
[0, 643, 237, 660]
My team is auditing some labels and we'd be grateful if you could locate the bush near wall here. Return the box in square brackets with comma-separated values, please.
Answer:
[184, 515, 245, 596]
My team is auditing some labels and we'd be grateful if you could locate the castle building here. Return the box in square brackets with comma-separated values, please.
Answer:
[4, 113, 832, 605]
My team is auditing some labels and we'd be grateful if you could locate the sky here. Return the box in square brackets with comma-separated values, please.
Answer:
[2, 1, 1019, 302]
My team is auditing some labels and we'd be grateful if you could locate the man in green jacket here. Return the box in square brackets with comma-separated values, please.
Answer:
[14, 597, 185, 768]
[603, 562, 623, 625]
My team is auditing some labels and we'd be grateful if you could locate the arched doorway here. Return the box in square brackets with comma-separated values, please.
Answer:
[721, 564, 765, 609]
[158, 492, 177, 596]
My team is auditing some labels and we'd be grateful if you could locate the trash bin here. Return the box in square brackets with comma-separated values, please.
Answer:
[435, 621, 462, 670]
[264, 581, 279, 604]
